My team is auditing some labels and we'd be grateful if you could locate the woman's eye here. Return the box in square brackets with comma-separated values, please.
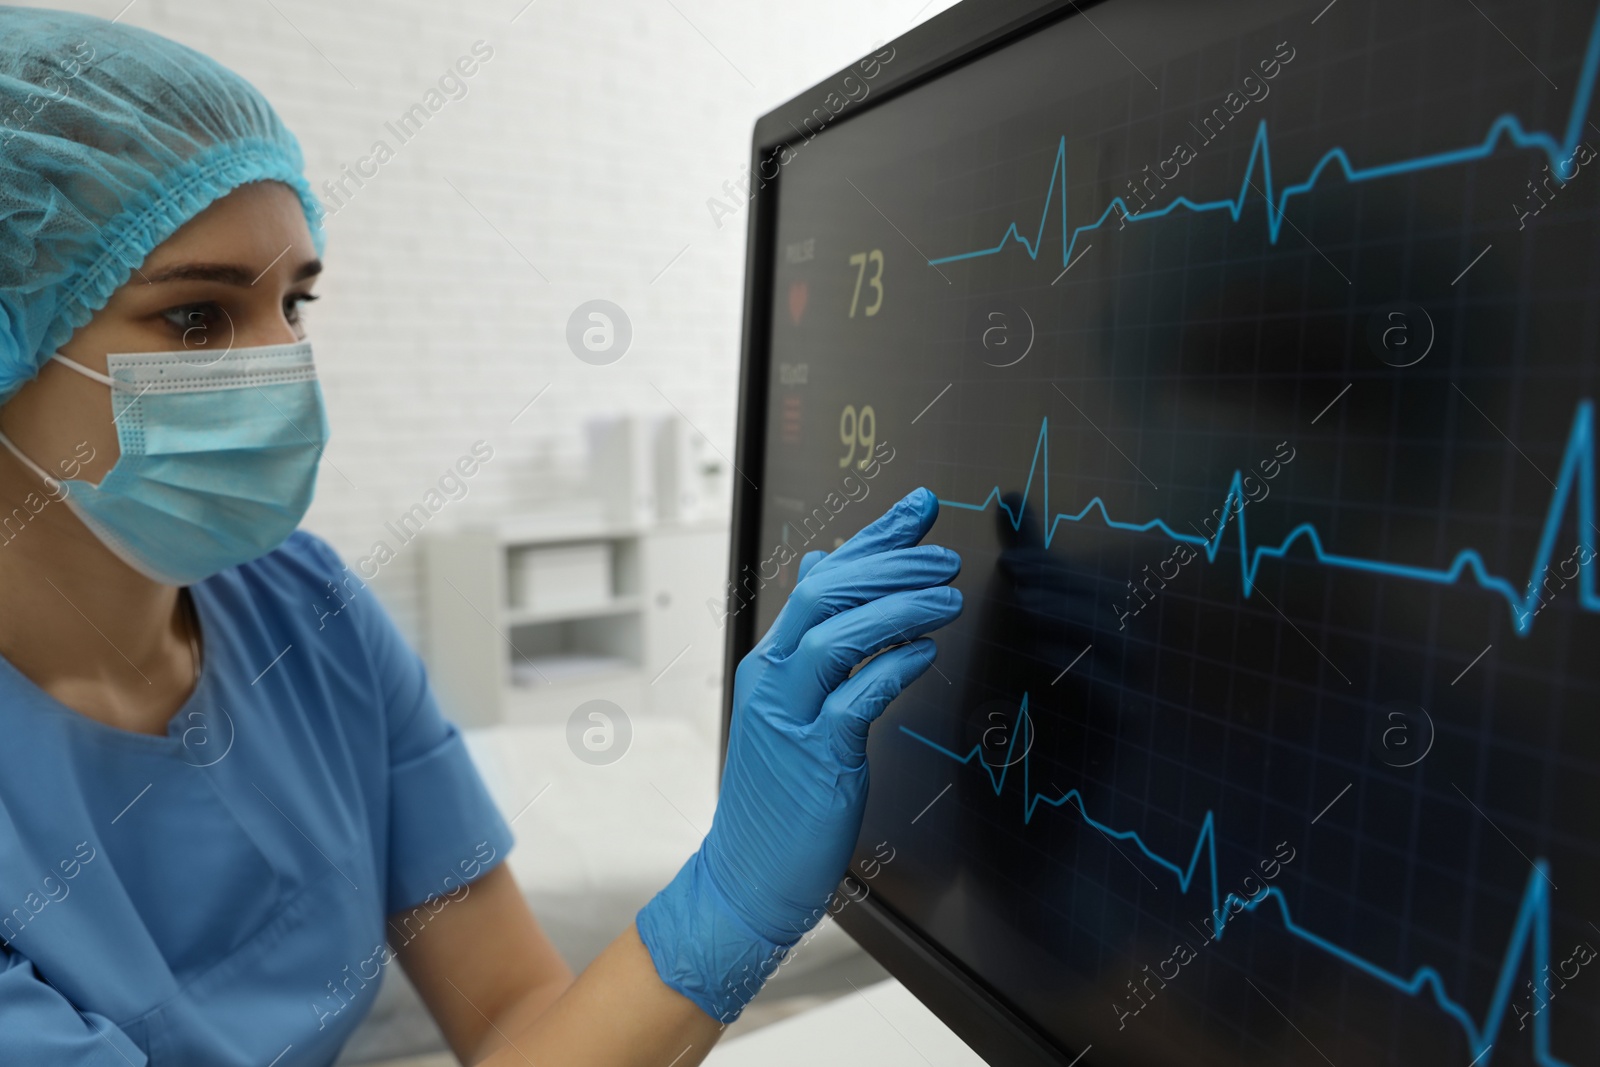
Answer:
[285, 292, 319, 325]
[161, 302, 224, 334]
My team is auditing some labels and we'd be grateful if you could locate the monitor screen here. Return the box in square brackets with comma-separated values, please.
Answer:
[738, 0, 1600, 1063]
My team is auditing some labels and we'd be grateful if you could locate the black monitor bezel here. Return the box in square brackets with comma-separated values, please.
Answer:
[720, 2, 1109, 1063]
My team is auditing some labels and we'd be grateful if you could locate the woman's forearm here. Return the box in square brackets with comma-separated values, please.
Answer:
[465, 971, 570, 1064]
[476, 924, 724, 1067]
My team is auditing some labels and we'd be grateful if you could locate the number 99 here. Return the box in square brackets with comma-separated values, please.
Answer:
[839, 404, 876, 469]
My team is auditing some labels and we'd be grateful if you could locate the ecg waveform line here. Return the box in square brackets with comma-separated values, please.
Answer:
[937, 400, 1597, 635]
[926, 6, 1600, 268]
[901, 696, 1567, 1066]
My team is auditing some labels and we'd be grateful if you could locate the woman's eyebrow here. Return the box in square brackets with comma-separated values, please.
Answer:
[142, 257, 323, 286]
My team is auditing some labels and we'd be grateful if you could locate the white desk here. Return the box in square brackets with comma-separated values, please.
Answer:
[707, 978, 989, 1066]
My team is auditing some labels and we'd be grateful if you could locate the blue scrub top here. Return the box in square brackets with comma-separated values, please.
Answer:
[0, 532, 515, 1066]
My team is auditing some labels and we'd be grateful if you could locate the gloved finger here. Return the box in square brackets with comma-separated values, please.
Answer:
[765, 545, 960, 656]
[782, 585, 962, 716]
[796, 550, 827, 584]
[804, 488, 939, 579]
[817, 639, 937, 766]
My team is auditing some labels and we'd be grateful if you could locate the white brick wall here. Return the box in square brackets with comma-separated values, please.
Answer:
[41, 0, 959, 641]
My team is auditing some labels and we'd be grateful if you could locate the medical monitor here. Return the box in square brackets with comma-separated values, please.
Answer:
[725, 1, 1600, 1063]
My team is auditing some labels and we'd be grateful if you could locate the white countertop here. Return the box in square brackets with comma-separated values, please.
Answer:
[707, 978, 988, 1066]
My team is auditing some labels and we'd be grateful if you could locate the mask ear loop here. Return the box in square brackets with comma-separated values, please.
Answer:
[52, 353, 123, 389]
[52, 353, 150, 430]
[0, 354, 124, 496]
[0, 429, 69, 501]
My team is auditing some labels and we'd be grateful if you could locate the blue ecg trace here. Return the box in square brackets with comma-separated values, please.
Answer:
[937, 400, 1598, 634]
[901, 695, 1567, 1066]
[908, 7, 1593, 1062]
[926, 6, 1600, 269]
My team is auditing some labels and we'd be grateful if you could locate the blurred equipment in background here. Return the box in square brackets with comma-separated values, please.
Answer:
[420, 413, 730, 729]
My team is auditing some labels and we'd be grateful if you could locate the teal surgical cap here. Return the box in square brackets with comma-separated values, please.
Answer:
[0, 6, 326, 403]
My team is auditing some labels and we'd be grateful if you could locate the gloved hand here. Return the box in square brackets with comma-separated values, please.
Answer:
[637, 487, 962, 1022]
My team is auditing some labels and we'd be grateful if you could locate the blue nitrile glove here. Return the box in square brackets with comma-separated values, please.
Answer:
[637, 488, 962, 1022]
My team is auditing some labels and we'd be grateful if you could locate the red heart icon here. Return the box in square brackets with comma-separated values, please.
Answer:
[788, 280, 808, 326]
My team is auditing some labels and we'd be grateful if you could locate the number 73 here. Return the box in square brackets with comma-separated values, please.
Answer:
[848, 250, 884, 318]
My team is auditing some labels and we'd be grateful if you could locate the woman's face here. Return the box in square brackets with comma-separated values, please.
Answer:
[0, 180, 320, 486]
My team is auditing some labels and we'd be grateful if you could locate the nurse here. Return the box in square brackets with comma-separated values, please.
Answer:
[0, 9, 962, 1067]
